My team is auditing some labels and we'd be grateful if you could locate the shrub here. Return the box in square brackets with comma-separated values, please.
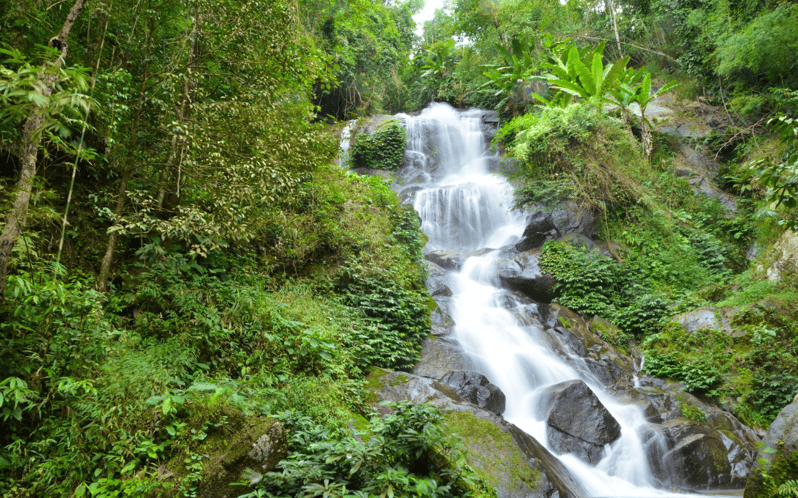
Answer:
[244, 402, 493, 498]
[351, 121, 407, 170]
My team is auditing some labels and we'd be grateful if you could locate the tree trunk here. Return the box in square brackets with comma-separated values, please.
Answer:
[97, 166, 131, 292]
[605, 0, 622, 56]
[641, 111, 654, 159]
[96, 73, 148, 292]
[0, 0, 87, 301]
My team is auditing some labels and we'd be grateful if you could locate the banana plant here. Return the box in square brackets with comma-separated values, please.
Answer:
[608, 66, 645, 123]
[630, 72, 681, 158]
[533, 41, 630, 107]
[479, 36, 539, 115]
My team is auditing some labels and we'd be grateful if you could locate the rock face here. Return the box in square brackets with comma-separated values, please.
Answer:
[413, 337, 470, 378]
[643, 418, 732, 490]
[745, 399, 798, 498]
[425, 261, 456, 337]
[541, 380, 622, 465]
[515, 205, 598, 252]
[440, 370, 507, 415]
[496, 248, 557, 302]
[196, 416, 288, 498]
[629, 382, 759, 489]
[765, 229, 798, 282]
[367, 368, 587, 498]
[544, 304, 638, 389]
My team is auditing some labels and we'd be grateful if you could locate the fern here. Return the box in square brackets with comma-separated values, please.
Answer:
[774, 480, 798, 497]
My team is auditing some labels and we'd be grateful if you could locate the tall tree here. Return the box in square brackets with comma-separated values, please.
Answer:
[0, 0, 87, 300]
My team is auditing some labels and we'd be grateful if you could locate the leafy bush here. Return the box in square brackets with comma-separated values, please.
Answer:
[351, 121, 407, 170]
[643, 351, 721, 395]
[243, 402, 492, 498]
[715, 4, 798, 89]
[500, 104, 646, 215]
[540, 241, 668, 337]
[337, 259, 430, 371]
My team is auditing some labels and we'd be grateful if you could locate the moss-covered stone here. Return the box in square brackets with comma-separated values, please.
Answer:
[745, 400, 798, 498]
[445, 412, 538, 491]
[195, 415, 287, 498]
[351, 120, 407, 171]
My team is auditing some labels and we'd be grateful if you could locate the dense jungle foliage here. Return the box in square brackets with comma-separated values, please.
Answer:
[1, 0, 797, 495]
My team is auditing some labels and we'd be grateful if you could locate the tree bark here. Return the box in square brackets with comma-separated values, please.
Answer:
[0, 0, 87, 301]
[96, 72, 148, 292]
[605, 0, 622, 56]
[641, 111, 654, 159]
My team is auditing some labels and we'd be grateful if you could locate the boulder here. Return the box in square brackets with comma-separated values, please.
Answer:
[496, 248, 557, 302]
[367, 369, 587, 498]
[766, 229, 798, 282]
[196, 416, 288, 498]
[426, 250, 465, 271]
[413, 337, 470, 378]
[515, 211, 560, 252]
[528, 205, 598, 240]
[643, 418, 732, 490]
[544, 305, 637, 389]
[672, 306, 735, 334]
[541, 380, 622, 465]
[440, 370, 507, 415]
[744, 399, 798, 498]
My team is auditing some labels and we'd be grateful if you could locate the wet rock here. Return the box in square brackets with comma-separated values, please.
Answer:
[426, 261, 456, 336]
[541, 380, 622, 465]
[644, 418, 732, 490]
[515, 211, 560, 252]
[744, 399, 798, 498]
[440, 371, 507, 415]
[549, 205, 598, 239]
[481, 110, 500, 141]
[430, 305, 456, 336]
[544, 305, 637, 389]
[632, 386, 758, 487]
[413, 337, 470, 378]
[515, 205, 598, 252]
[367, 369, 587, 498]
[496, 248, 557, 302]
[196, 416, 288, 498]
[425, 250, 465, 270]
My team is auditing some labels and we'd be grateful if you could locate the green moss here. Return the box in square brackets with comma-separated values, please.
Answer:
[390, 374, 409, 387]
[351, 120, 407, 170]
[680, 403, 708, 422]
[364, 367, 392, 404]
[557, 316, 575, 329]
[444, 412, 539, 492]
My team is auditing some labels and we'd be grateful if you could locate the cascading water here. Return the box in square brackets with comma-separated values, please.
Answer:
[396, 103, 731, 497]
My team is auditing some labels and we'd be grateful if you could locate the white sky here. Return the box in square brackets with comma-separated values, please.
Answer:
[413, 0, 448, 35]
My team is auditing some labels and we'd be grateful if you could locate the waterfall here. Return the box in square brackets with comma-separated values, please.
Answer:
[398, 103, 733, 498]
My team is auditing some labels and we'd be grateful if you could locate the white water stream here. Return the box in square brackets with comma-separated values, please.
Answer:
[395, 103, 728, 498]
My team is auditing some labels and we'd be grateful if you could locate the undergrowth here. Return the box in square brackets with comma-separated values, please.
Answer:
[0, 165, 437, 496]
[503, 98, 798, 428]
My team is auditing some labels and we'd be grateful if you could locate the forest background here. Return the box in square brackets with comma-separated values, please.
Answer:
[1, 0, 797, 495]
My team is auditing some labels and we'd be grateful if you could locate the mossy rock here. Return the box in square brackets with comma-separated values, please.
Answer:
[745, 400, 798, 498]
[445, 411, 539, 494]
[195, 415, 288, 498]
[351, 120, 407, 171]
[365, 368, 587, 498]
